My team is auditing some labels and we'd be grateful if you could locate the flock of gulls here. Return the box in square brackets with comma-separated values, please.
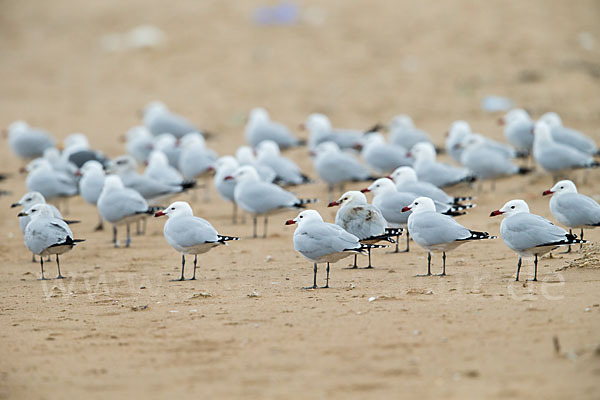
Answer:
[5, 102, 600, 288]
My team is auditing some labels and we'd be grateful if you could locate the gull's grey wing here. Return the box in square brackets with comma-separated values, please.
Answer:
[24, 217, 73, 254]
[408, 212, 471, 246]
[234, 181, 298, 214]
[164, 216, 219, 248]
[501, 213, 569, 252]
[335, 204, 386, 239]
[98, 189, 149, 223]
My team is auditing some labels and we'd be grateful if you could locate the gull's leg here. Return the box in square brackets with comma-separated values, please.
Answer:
[347, 254, 358, 269]
[263, 216, 268, 238]
[95, 213, 104, 231]
[362, 248, 374, 269]
[171, 254, 186, 281]
[252, 215, 257, 238]
[515, 257, 522, 281]
[204, 176, 210, 202]
[189, 254, 197, 280]
[303, 263, 318, 289]
[55, 254, 65, 279]
[39, 256, 47, 280]
[321, 263, 330, 288]
[528, 255, 538, 282]
[417, 252, 432, 276]
[328, 184, 333, 203]
[436, 252, 447, 276]
[580, 229, 584, 250]
[125, 224, 131, 247]
[113, 226, 119, 248]
[31, 253, 37, 263]
[401, 232, 410, 253]
[560, 229, 572, 254]
[136, 220, 141, 235]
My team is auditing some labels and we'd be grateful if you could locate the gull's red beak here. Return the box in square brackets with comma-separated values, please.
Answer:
[385, 175, 393, 180]
[223, 175, 234, 181]
[353, 143, 363, 151]
[207, 166, 215, 172]
[285, 219, 296, 225]
[489, 210, 503, 217]
[298, 123, 306, 131]
[360, 188, 370, 193]
[542, 190, 553, 196]
[327, 201, 339, 207]
[74, 170, 82, 177]
[154, 211, 166, 217]
[498, 117, 505, 126]
[401, 206, 411, 212]
[406, 152, 412, 157]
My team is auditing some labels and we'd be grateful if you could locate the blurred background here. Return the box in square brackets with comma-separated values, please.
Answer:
[1, 0, 599, 159]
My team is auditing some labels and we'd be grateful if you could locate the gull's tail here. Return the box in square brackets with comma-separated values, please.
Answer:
[293, 198, 318, 208]
[217, 235, 241, 244]
[443, 203, 476, 217]
[458, 230, 497, 241]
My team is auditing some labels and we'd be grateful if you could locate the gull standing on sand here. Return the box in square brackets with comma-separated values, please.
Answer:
[285, 210, 387, 289]
[25, 158, 78, 209]
[78, 160, 106, 231]
[225, 166, 317, 238]
[533, 121, 599, 176]
[411, 142, 476, 188]
[245, 107, 304, 149]
[312, 141, 375, 200]
[154, 133, 181, 168]
[236, 146, 277, 183]
[402, 197, 495, 276]
[303, 113, 363, 151]
[143, 101, 204, 138]
[490, 199, 586, 281]
[256, 140, 310, 186]
[388, 115, 432, 151]
[388, 167, 473, 207]
[144, 150, 184, 185]
[18, 204, 84, 280]
[213, 156, 241, 223]
[360, 133, 412, 174]
[328, 191, 399, 268]
[97, 175, 158, 247]
[126, 126, 154, 164]
[500, 109, 534, 154]
[540, 112, 598, 155]
[154, 201, 239, 281]
[7, 121, 56, 160]
[178, 133, 218, 180]
[543, 180, 600, 253]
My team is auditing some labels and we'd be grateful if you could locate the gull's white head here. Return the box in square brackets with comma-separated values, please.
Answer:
[155, 201, 194, 218]
[539, 112, 562, 128]
[236, 146, 257, 165]
[19, 203, 54, 219]
[101, 175, 125, 193]
[155, 133, 177, 151]
[410, 142, 437, 162]
[285, 209, 323, 226]
[126, 126, 153, 142]
[460, 133, 486, 149]
[80, 160, 104, 176]
[214, 156, 238, 172]
[147, 150, 170, 167]
[389, 115, 415, 130]
[13, 191, 47, 210]
[248, 107, 270, 125]
[314, 141, 340, 157]
[328, 191, 367, 208]
[226, 165, 261, 183]
[180, 132, 205, 147]
[388, 166, 418, 184]
[64, 133, 90, 150]
[143, 101, 168, 118]
[402, 197, 436, 213]
[491, 199, 530, 218]
[448, 120, 471, 140]
[364, 178, 397, 196]
[533, 121, 553, 145]
[504, 108, 531, 125]
[256, 140, 281, 158]
[43, 147, 61, 161]
[8, 120, 29, 133]
[305, 113, 332, 133]
[544, 180, 577, 196]
[110, 155, 138, 173]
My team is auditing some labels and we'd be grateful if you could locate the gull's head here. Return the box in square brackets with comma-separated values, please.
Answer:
[448, 120, 471, 140]
[256, 140, 280, 157]
[126, 126, 152, 142]
[313, 141, 340, 157]
[402, 197, 435, 213]
[154, 133, 177, 151]
[460, 133, 486, 149]
[214, 156, 238, 172]
[410, 142, 436, 161]
[18, 203, 54, 219]
[388, 166, 418, 184]
[539, 112, 562, 128]
[180, 132, 205, 147]
[109, 155, 137, 173]
[80, 160, 104, 176]
[147, 150, 169, 167]
[43, 147, 61, 161]
[143, 101, 168, 118]
[544, 180, 577, 196]
[225, 165, 260, 182]
[533, 121, 553, 144]
[363, 178, 396, 196]
[490, 199, 530, 217]
[154, 201, 193, 218]
[328, 191, 367, 208]
[305, 113, 332, 133]
[503, 108, 531, 125]
[12, 191, 46, 210]
[102, 175, 125, 192]
[235, 146, 257, 165]
[248, 107, 270, 125]
[363, 132, 386, 144]
[285, 209, 323, 226]
[25, 158, 52, 172]
[64, 133, 90, 150]
[8, 120, 29, 134]
[389, 114, 415, 130]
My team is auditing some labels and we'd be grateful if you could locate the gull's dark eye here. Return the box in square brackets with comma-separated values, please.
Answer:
[171, 207, 175, 210]
[415, 202, 419, 205]
[560, 186, 563, 189]
[26, 198, 31, 201]
[511, 206, 515, 209]
[299, 216, 303, 218]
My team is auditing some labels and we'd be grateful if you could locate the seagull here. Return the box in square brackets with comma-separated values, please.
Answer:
[445, 121, 472, 163]
[256, 140, 310, 186]
[403, 197, 495, 276]
[411, 142, 476, 188]
[154, 133, 181, 169]
[78, 160, 106, 231]
[213, 156, 240, 223]
[388, 115, 432, 151]
[154, 201, 239, 281]
[144, 150, 184, 185]
[312, 141, 376, 200]
[109, 155, 195, 205]
[303, 113, 363, 150]
[360, 132, 412, 174]
[142, 101, 204, 138]
[18, 204, 84, 280]
[97, 175, 158, 247]
[328, 191, 400, 268]
[245, 107, 304, 149]
[177, 133, 218, 180]
[500, 109, 534, 154]
[361, 178, 471, 253]
[533, 121, 599, 177]
[543, 180, 600, 253]
[387, 167, 473, 207]
[539, 112, 598, 155]
[7, 120, 56, 160]
[285, 210, 387, 289]
[490, 199, 586, 281]
[236, 146, 277, 183]
[25, 158, 78, 208]
[62, 133, 110, 168]
[126, 126, 154, 164]
[225, 166, 317, 238]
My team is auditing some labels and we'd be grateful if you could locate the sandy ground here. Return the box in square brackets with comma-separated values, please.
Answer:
[1, 0, 600, 399]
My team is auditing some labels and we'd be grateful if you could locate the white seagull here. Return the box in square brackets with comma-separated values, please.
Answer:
[256, 140, 310, 186]
[490, 199, 586, 281]
[78, 160, 106, 231]
[245, 107, 304, 149]
[7, 120, 56, 160]
[411, 142, 476, 188]
[143, 101, 205, 138]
